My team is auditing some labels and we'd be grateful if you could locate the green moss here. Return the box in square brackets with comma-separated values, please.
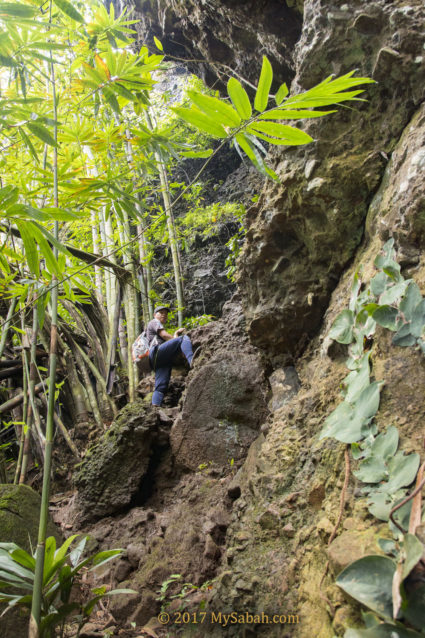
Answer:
[0, 484, 60, 551]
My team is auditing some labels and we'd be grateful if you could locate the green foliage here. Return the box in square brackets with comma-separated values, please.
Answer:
[225, 229, 246, 283]
[337, 535, 425, 637]
[180, 201, 245, 241]
[322, 239, 425, 637]
[174, 60, 374, 180]
[183, 314, 214, 330]
[0, 535, 134, 637]
[157, 573, 213, 612]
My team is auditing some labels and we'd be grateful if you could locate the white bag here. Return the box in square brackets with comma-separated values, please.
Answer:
[132, 332, 151, 373]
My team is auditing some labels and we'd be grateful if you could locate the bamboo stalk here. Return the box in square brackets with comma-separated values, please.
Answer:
[69, 338, 104, 429]
[105, 283, 121, 395]
[0, 297, 17, 358]
[90, 209, 104, 305]
[0, 382, 45, 414]
[19, 307, 38, 484]
[30, 30, 60, 635]
[145, 110, 184, 326]
[38, 395, 80, 458]
[72, 338, 117, 418]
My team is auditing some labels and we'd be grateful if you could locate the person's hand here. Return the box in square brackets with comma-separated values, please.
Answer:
[174, 327, 185, 337]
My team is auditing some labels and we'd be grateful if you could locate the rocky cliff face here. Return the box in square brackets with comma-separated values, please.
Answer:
[129, 0, 302, 91]
[80, 1, 424, 635]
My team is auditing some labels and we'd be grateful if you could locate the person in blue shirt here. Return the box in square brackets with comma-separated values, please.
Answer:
[146, 305, 195, 407]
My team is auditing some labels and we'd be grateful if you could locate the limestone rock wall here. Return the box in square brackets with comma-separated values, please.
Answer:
[112, 0, 425, 634]
[129, 0, 302, 90]
[239, 0, 425, 363]
[209, 99, 425, 638]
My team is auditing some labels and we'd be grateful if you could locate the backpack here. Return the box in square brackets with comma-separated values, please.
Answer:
[132, 332, 151, 373]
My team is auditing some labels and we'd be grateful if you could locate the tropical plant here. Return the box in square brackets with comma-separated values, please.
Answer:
[321, 239, 425, 637]
[174, 57, 374, 180]
[0, 535, 134, 638]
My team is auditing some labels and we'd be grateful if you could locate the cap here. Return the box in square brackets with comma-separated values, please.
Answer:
[154, 305, 169, 315]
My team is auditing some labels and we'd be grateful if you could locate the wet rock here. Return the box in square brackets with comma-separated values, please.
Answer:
[114, 558, 133, 582]
[79, 623, 103, 638]
[227, 479, 241, 500]
[126, 543, 145, 568]
[73, 401, 158, 522]
[308, 483, 326, 509]
[282, 523, 296, 537]
[256, 507, 280, 531]
[236, 0, 425, 364]
[204, 534, 221, 560]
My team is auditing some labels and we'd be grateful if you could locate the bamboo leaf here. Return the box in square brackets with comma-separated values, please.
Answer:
[53, 0, 85, 23]
[234, 132, 279, 181]
[19, 127, 39, 163]
[95, 54, 111, 80]
[249, 121, 313, 144]
[254, 55, 273, 112]
[102, 87, 120, 113]
[26, 122, 57, 147]
[25, 42, 68, 51]
[153, 36, 163, 51]
[227, 77, 252, 120]
[259, 108, 336, 120]
[275, 82, 288, 105]
[29, 223, 61, 277]
[0, 3, 37, 18]
[15, 221, 39, 276]
[187, 90, 241, 127]
[0, 54, 17, 67]
[111, 81, 135, 101]
[173, 106, 227, 138]
[180, 149, 213, 158]
[32, 222, 70, 257]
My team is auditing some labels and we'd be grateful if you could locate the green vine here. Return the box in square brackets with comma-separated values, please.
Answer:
[320, 239, 425, 637]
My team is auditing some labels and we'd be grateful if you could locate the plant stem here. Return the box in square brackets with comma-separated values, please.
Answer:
[30, 23, 60, 635]
[0, 297, 17, 358]
[146, 110, 184, 326]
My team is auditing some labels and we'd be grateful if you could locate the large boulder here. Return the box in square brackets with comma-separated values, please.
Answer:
[171, 350, 268, 471]
[74, 401, 158, 523]
[171, 298, 269, 471]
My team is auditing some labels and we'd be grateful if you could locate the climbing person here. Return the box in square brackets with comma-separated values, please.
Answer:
[147, 305, 195, 407]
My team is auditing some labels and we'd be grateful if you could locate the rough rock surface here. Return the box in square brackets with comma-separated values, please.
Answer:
[70, 1, 425, 635]
[73, 401, 158, 523]
[170, 297, 269, 470]
[0, 484, 60, 550]
[171, 348, 268, 471]
[207, 100, 425, 638]
[238, 0, 425, 363]
[130, 0, 302, 90]
[130, 0, 425, 363]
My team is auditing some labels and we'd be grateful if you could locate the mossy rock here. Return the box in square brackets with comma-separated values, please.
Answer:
[0, 483, 60, 551]
[0, 484, 62, 638]
[74, 400, 158, 523]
